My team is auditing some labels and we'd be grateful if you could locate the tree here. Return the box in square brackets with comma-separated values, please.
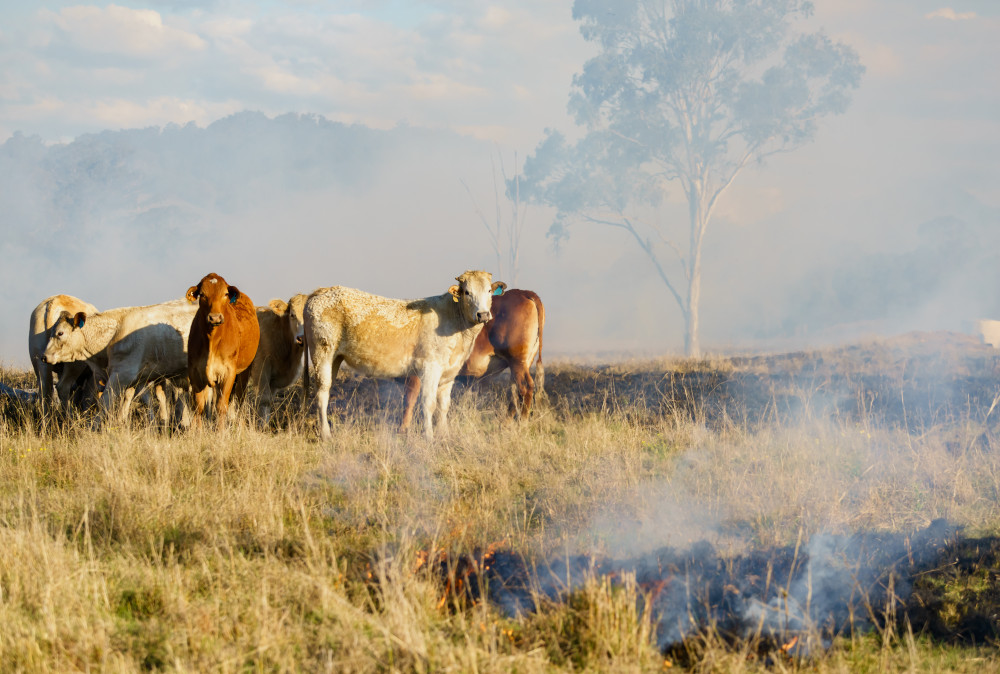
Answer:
[520, 0, 863, 356]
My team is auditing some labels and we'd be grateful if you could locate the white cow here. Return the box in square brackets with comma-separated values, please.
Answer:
[303, 271, 503, 440]
[42, 299, 197, 426]
[28, 294, 99, 410]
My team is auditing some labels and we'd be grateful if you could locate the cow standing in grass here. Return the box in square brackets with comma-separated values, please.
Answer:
[303, 270, 504, 440]
[29, 294, 99, 411]
[405, 288, 545, 421]
[186, 273, 260, 427]
[239, 294, 308, 425]
[41, 299, 197, 426]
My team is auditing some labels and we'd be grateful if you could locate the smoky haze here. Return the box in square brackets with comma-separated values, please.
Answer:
[1, 1, 999, 368]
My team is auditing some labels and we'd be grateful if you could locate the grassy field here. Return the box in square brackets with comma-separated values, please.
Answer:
[2, 332, 1000, 672]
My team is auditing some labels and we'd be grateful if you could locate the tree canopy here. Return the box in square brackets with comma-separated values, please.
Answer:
[520, 0, 863, 355]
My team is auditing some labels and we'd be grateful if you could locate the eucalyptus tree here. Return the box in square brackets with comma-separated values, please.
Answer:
[520, 0, 863, 356]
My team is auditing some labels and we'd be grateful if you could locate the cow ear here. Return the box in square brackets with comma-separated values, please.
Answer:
[73, 312, 87, 329]
[268, 299, 288, 314]
[491, 281, 507, 296]
[448, 284, 460, 303]
[186, 286, 200, 303]
[228, 286, 241, 305]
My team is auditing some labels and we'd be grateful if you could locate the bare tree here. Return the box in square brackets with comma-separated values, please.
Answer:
[463, 150, 528, 286]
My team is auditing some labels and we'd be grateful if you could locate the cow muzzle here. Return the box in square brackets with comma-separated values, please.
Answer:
[208, 313, 224, 326]
[40, 354, 51, 364]
[476, 310, 492, 324]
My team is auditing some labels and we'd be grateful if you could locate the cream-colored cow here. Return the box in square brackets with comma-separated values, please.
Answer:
[28, 294, 99, 410]
[303, 271, 504, 440]
[42, 299, 197, 426]
[240, 294, 308, 424]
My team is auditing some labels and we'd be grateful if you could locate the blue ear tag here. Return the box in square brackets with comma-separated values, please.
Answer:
[493, 286, 504, 296]
[229, 294, 238, 305]
[78, 316, 86, 328]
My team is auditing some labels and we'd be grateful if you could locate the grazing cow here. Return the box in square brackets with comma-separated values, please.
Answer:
[29, 294, 99, 410]
[41, 299, 198, 426]
[186, 273, 260, 426]
[304, 270, 504, 440]
[404, 288, 545, 420]
[239, 294, 308, 424]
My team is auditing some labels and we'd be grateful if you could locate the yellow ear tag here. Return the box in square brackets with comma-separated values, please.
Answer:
[452, 295, 459, 303]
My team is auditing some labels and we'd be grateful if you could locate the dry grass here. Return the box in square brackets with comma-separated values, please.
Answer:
[1, 340, 999, 671]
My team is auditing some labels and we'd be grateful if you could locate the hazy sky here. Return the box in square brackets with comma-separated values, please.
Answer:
[2, 1, 999, 366]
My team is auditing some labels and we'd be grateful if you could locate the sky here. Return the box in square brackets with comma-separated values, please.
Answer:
[1, 1, 999, 366]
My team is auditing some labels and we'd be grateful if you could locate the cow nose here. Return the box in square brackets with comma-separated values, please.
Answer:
[208, 313, 224, 325]
[40, 354, 50, 364]
[295, 335, 305, 346]
[477, 311, 492, 323]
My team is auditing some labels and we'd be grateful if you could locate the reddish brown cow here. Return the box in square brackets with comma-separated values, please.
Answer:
[403, 288, 544, 423]
[186, 273, 260, 426]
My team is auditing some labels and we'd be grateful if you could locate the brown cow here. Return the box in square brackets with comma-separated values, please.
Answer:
[403, 288, 545, 421]
[186, 273, 260, 426]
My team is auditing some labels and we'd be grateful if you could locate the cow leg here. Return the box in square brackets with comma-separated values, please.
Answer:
[434, 378, 456, 436]
[214, 374, 237, 429]
[533, 359, 546, 402]
[153, 383, 171, 428]
[37, 360, 55, 414]
[509, 360, 534, 419]
[99, 372, 131, 427]
[419, 364, 443, 440]
[312, 346, 339, 441]
[400, 375, 421, 433]
[191, 382, 210, 429]
[258, 384, 274, 428]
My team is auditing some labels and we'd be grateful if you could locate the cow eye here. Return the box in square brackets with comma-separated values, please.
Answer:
[463, 289, 470, 296]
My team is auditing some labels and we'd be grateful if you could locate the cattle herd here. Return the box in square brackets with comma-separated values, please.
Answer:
[24, 271, 545, 439]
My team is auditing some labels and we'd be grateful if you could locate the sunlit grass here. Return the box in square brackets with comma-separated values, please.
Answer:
[1, 346, 999, 671]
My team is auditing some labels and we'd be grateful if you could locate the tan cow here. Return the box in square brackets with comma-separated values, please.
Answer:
[304, 270, 504, 440]
[42, 299, 197, 426]
[186, 273, 260, 426]
[28, 294, 99, 410]
[238, 294, 308, 424]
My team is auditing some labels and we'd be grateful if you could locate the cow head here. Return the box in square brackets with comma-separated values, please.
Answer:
[269, 294, 308, 346]
[287, 294, 308, 346]
[41, 311, 88, 364]
[187, 273, 240, 328]
[449, 271, 504, 325]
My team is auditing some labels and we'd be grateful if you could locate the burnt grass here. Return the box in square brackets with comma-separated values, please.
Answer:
[324, 330, 1000, 433]
[425, 521, 1000, 657]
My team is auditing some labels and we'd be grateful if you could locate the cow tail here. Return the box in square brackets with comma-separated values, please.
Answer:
[531, 292, 546, 401]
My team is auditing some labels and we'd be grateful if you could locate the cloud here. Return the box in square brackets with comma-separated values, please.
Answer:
[43, 4, 206, 58]
[925, 8, 978, 21]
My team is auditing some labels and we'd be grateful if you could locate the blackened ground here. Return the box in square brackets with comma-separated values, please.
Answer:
[322, 331, 1000, 432]
[425, 520, 999, 657]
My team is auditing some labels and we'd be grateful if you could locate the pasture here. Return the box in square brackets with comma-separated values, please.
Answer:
[2, 331, 1000, 672]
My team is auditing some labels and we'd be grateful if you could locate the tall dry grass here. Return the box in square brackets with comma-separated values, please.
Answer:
[1, 355, 999, 671]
